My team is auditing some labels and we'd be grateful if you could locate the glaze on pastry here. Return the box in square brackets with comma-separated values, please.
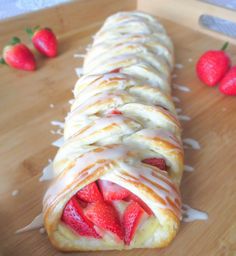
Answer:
[43, 11, 184, 251]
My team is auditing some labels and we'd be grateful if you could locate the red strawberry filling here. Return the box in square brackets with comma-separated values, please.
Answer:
[109, 68, 121, 73]
[61, 180, 154, 244]
[125, 193, 153, 216]
[142, 157, 167, 171]
[123, 201, 144, 245]
[77, 182, 103, 203]
[98, 180, 130, 201]
[110, 109, 122, 115]
[85, 201, 124, 240]
[62, 196, 101, 238]
[106, 109, 122, 116]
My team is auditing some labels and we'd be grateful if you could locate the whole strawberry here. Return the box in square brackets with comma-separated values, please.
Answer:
[0, 37, 36, 71]
[196, 42, 230, 86]
[26, 26, 57, 57]
[219, 66, 236, 96]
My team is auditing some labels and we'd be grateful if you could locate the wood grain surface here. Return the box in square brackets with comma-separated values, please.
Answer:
[0, 0, 236, 255]
[138, 0, 236, 45]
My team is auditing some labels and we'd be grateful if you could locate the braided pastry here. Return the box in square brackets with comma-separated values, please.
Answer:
[43, 11, 184, 251]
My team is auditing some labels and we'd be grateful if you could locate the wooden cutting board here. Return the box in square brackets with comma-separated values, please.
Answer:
[0, 0, 236, 255]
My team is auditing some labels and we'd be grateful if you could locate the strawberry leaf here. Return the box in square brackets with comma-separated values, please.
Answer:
[0, 58, 6, 64]
[26, 26, 40, 38]
[33, 25, 40, 31]
[221, 42, 229, 51]
[10, 37, 21, 45]
[25, 28, 34, 38]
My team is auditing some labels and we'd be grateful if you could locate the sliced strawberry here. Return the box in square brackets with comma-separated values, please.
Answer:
[106, 109, 122, 116]
[110, 109, 122, 115]
[142, 157, 167, 171]
[126, 193, 153, 215]
[84, 201, 124, 240]
[98, 180, 130, 201]
[76, 182, 103, 203]
[110, 68, 121, 73]
[123, 201, 144, 245]
[62, 196, 101, 238]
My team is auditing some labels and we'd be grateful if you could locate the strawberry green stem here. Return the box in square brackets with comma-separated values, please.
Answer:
[26, 26, 40, 38]
[25, 28, 34, 38]
[33, 25, 40, 31]
[0, 57, 6, 64]
[10, 37, 21, 45]
[221, 42, 229, 51]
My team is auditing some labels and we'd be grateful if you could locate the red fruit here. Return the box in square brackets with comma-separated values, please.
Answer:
[98, 180, 130, 201]
[62, 196, 101, 238]
[106, 109, 122, 116]
[85, 201, 124, 240]
[196, 42, 230, 86]
[0, 37, 36, 71]
[110, 109, 122, 115]
[110, 68, 121, 73]
[126, 193, 153, 215]
[26, 26, 57, 57]
[219, 66, 236, 96]
[142, 157, 167, 171]
[123, 201, 144, 245]
[76, 182, 103, 203]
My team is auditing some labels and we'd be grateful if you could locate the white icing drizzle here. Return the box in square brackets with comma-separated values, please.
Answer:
[51, 129, 63, 135]
[68, 99, 75, 105]
[71, 92, 124, 113]
[74, 53, 86, 58]
[86, 44, 92, 52]
[137, 128, 180, 148]
[50, 130, 56, 135]
[52, 129, 63, 135]
[51, 120, 64, 129]
[172, 96, 180, 103]
[75, 115, 135, 139]
[57, 129, 63, 135]
[188, 58, 193, 62]
[182, 204, 208, 222]
[173, 83, 191, 92]
[39, 162, 55, 182]
[183, 138, 200, 150]
[176, 108, 182, 114]
[52, 137, 64, 148]
[85, 40, 171, 75]
[102, 162, 181, 219]
[11, 190, 19, 196]
[75, 67, 83, 77]
[175, 63, 183, 69]
[184, 165, 194, 172]
[44, 145, 128, 206]
[178, 115, 191, 121]
[16, 213, 43, 234]
[49, 103, 54, 108]
[74, 73, 131, 99]
[39, 227, 46, 234]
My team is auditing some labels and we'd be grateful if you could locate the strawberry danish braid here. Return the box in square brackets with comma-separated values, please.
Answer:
[43, 11, 184, 252]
